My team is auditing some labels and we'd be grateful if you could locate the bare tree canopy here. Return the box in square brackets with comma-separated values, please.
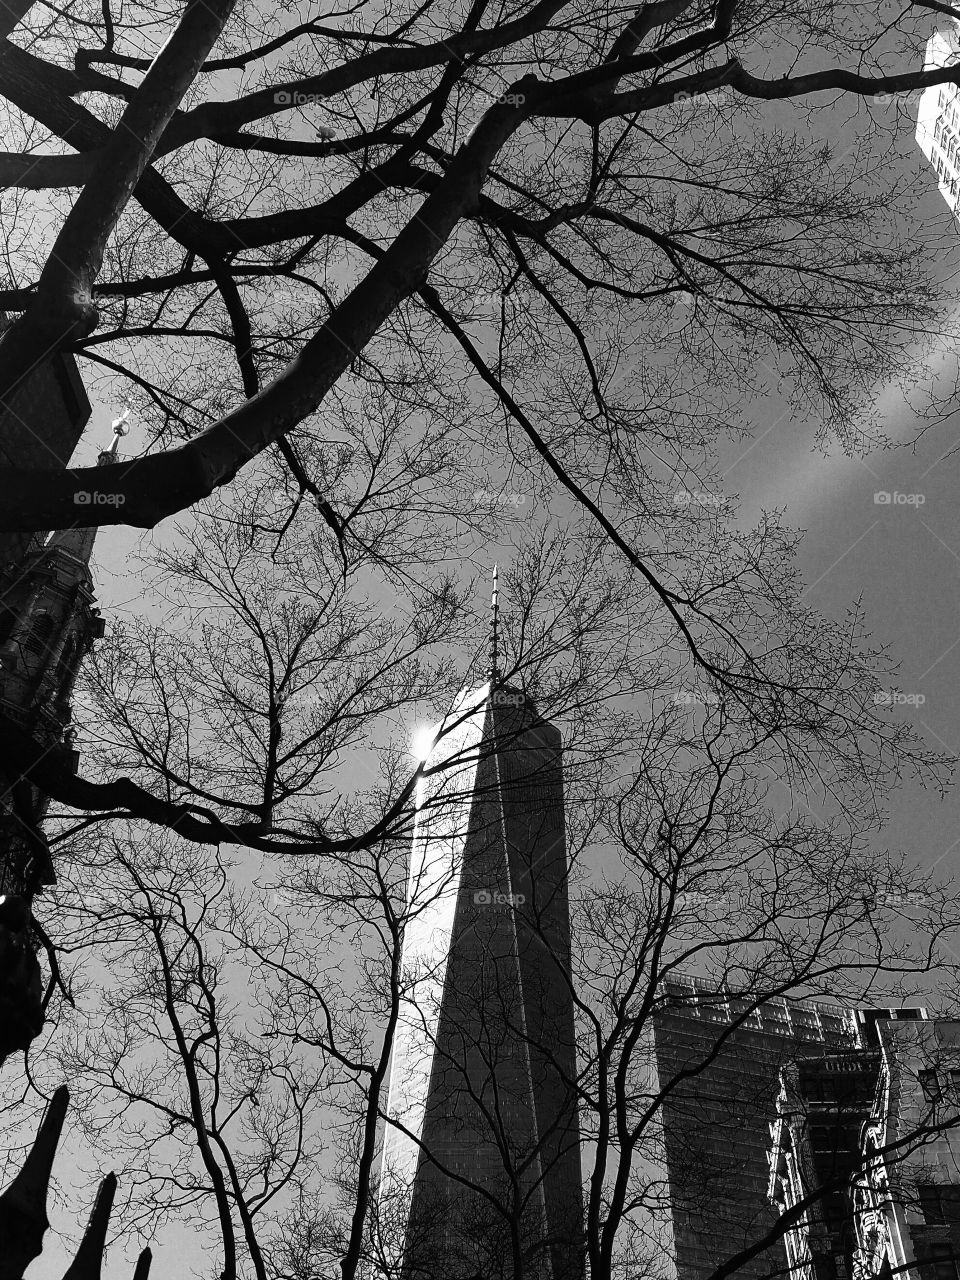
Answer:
[0, 0, 957, 542]
[4, 5, 960, 1274]
[1, 0, 959, 845]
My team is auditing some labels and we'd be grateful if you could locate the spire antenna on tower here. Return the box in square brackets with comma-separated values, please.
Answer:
[488, 564, 500, 684]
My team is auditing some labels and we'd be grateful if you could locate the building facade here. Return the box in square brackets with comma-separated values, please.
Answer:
[770, 1016, 960, 1280]
[651, 977, 914, 1280]
[0, 339, 112, 1057]
[768, 1042, 885, 1280]
[916, 22, 960, 217]
[378, 679, 584, 1280]
[0, 521, 108, 900]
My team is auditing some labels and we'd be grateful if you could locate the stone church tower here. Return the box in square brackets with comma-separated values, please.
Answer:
[0, 338, 116, 1057]
[0, 489, 109, 898]
[0, 338, 105, 903]
[0, 331, 154, 1273]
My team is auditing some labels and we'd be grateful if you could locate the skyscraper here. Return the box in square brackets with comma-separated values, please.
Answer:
[378, 669, 584, 1280]
[916, 22, 960, 217]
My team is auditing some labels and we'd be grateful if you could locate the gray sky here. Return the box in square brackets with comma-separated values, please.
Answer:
[25, 46, 960, 1280]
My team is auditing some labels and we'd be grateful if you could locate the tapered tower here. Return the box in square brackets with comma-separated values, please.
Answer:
[379, 651, 584, 1279]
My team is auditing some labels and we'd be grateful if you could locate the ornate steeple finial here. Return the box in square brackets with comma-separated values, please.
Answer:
[488, 564, 500, 684]
[99, 408, 129, 464]
[45, 409, 130, 570]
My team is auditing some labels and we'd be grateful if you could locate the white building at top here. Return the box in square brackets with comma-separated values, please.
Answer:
[916, 23, 960, 216]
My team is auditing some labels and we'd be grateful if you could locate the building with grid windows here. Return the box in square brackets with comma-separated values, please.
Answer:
[652, 976, 863, 1280]
[916, 23, 960, 216]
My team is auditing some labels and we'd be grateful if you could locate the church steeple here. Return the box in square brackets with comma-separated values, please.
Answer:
[0, 413, 124, 897]
[41, 410, 129, 571]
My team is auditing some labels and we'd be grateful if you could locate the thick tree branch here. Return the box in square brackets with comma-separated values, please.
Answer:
[0, 87, 537, 531]
[0, 41, 219, 258]
[0, 709, 420, 855]
[0, 150, 92, 188]
[0, 0, 239, 392]
[157, 0, 566, 150]
[75, 18, 422, 77]
[574, 59, 960, 122]
[604, 0, 699, 64]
